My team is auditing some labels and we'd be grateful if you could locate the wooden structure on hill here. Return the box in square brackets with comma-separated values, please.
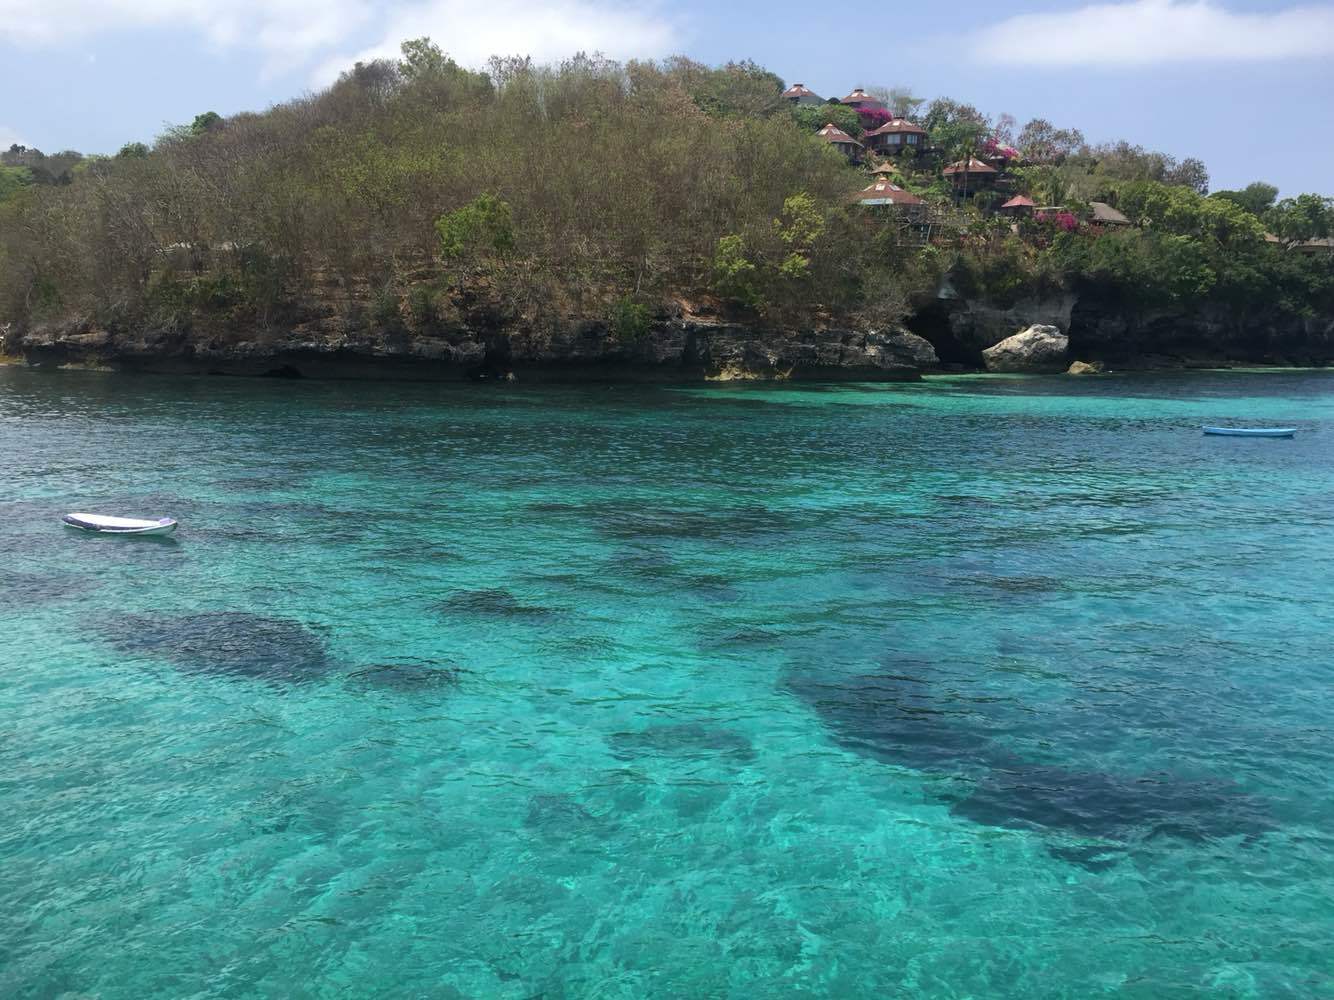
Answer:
[943, 157, 998, 195]
[1088, 201, 1131, 228]
[853, 179, 925, 209]
[863, 117, 928, 155]
[816, 123, 863, 162]
[782, 83, 824, 106]
[999, 195, 1035, 218]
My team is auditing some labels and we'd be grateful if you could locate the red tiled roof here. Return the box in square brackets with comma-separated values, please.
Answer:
[865, 117, 927, 137]
[840, 88, 884, 107]
[1001, 195, 1035, 208]
[817, 123, 862, 147]
[782, 83, 820, 99]
[854, 179, 924, 206]
[943, 157, 998, 175]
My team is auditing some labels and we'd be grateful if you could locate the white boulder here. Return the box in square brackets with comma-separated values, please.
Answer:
[982, 324, 1069, 373]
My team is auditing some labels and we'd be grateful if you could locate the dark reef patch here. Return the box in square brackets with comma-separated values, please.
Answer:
[437, 588, 559, 621]
[786, 670, 994, 773]
[524, 793, 609, 838]
[697, 625, 786, 652]
[527, 501, 581, 514]
[612, 548, 678, 579]
[597, 504, 795, 544]
[952, 762, 1273, 847]
[608, 722, 756, 763]
[787, 669, 1273, 858]
[346, 658, 461, 692]
[0, 568, 99, 607]
[102, 611, 333, 683]
[685, 575, 744, 604]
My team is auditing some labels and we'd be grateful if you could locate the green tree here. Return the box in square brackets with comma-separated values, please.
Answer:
[661, 57, 785, 118]
[921, 97, 987, 137]
[1164, 156, 1209, 194]
[397, 37, 493, 104]
[791, 103, 863, 138]
[399, 37, 449, 81]
[1210, 182, 1279, 218]
[1016, 118, 1085, 164]
[1266, 194, 1334, 241]
[0, 165, 32, 203]
[712, 234, 762, 309]
[436, 194, 515, 261]
[191, 111, 223, 135]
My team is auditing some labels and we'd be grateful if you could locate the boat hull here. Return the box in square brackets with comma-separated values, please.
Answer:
[63, 513, 178, 535]
[1202, 427, 1296, 438]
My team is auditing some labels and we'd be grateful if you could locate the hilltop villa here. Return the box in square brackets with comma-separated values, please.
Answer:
[782, 83, 824, 106]
[863, 117, 928, 155]
[816, 122, 863, 161]
[791, 81, 1165, 239]
[854, 178, 924, 208]
[942, 157, 999, 191]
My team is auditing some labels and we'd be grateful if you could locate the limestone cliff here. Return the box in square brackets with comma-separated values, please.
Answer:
[5, 316, 939, 382]
[909, 290, 1334, 370]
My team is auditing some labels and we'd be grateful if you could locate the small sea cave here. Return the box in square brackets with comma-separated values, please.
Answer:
[262, 364, 304, 379]
[906, 302, 980, 369]
[467, 337, 515, 381]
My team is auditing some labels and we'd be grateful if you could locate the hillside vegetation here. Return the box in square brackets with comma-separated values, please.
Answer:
[2, 42, 1332, 348]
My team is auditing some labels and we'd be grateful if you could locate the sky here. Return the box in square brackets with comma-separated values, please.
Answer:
[1, 0, 1332, 194]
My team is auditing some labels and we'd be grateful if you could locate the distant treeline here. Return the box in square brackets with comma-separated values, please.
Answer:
[1, 42, 1331, 340]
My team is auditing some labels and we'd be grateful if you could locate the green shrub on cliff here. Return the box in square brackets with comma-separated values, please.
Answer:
[436, 195, 515, 264]
[713, 235, 764, 310]
[0, 165, 32, 204]
[609, 296, 653, 340]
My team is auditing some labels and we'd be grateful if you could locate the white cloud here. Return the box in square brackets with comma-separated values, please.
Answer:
[0, 0, 678, 81]
[972, 0, 1334, 66]
[311, 0, 678, 85]
[0, 0, 370, 61]
[0, 126, 26, 149]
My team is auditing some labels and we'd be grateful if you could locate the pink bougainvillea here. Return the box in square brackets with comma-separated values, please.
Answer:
[982, 137, 1019, 159]
[1035, 211, 1079, 232]
[859, 107, 892, 128]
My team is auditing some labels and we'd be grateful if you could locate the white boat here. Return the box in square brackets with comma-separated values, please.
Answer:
[63, 512, 178, 535]
[1202, 426, 1297, 438]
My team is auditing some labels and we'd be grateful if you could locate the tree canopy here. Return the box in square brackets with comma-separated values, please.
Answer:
[0, 49, 1329, 346]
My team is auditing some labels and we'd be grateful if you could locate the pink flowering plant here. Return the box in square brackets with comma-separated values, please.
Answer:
[982, 137, 1020, 160]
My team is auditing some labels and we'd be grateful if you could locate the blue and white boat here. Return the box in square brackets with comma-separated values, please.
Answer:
[1202, 426, 1297, 438]
[63, 512, 178, 535]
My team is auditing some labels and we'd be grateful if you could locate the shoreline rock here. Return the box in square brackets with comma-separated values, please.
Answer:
[5, 318, 939, 383]
[982, 324, 1069, 373]
[1066, 360, 1104, 375]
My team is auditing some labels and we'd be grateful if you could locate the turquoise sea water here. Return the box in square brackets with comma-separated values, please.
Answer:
[2, 366, 1333, 998]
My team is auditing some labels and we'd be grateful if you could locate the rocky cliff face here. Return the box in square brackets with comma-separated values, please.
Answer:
[907, 293, 1077, 367]
[1066, 295, 1334, 367]
[9, 289, 1330, 381]
[909, 289, 1334, 369]
[5, 317, 939, 382]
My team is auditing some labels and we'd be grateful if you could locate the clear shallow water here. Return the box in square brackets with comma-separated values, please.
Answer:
[2, 367, 1333, 998]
